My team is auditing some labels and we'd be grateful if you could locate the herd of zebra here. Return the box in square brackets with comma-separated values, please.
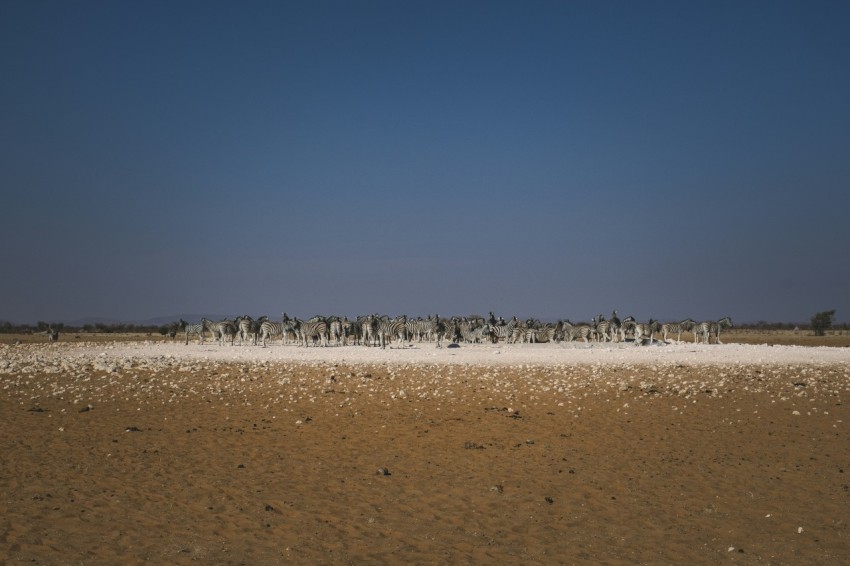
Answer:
[174, 312, 733, 348]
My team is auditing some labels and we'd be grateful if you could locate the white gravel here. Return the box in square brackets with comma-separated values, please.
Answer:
[3, 341, 849, 410]
[114, 340, 850, 366]
[5, 340, 847, 369]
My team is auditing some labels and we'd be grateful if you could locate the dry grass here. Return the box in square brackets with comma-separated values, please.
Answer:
[722, 329, 850, 347]
[0, 332, 176, 346]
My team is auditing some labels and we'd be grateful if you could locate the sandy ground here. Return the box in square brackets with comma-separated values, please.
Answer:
[2, 340, 850, 564]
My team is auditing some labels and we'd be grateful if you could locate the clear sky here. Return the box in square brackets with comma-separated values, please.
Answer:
[1, 0, 848, 325]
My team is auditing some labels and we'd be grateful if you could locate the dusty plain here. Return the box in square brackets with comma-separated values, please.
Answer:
[2, 331, 849, 564]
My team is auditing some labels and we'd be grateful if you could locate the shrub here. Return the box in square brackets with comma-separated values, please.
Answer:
[810, 310, 836, 336]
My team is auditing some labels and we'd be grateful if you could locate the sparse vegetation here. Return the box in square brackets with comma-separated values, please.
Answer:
[0, 321, 173, 335]
[810, 310, 836, 336]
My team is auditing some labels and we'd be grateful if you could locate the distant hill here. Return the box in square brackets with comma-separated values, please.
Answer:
[62, 316, 124, 327]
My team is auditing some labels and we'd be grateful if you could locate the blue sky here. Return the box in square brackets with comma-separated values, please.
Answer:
[1, 0, 848, 324]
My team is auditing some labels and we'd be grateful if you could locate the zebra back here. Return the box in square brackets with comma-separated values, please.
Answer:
[298, 319, 329, 347]
[376, 315, 407, 348]
[259, 320, 284, 347]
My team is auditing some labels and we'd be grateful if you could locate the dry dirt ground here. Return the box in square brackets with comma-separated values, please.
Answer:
[2, 337, 849, 564]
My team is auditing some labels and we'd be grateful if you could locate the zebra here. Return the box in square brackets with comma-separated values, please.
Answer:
[280, 313, 299, 345]
[633, 319, 661, 345]
[405, 317, 428, 342]
[593, 314, 612, 342]
[466, 324, 493, 344]
[696, 316, 733, 344]
[710, 316, 733, 344]
[431, 316, 449, 348]
[201, 318, 220, 343]
[405, 316, 439, 343]
[358, 315, 378, 346]
[328, 316, 348, 346]
[259, 320, 283, 347]
[457, 318, 479, 343]
[341, 316, 359, 345]
[177, 318, 204, 345]
[258, 316, 297, 347]
[562, 320, 593, 343]
[522, 324, 555, 344]
[202, 317, 237, 345]
[297, 318, 329, 347]
[443, 317, 460, 345]
[508, 324, 526, 344]
[618, 316, 637, 342]
[376, 315, 407, 348]
[235, 315, 265, 346]
[661, 318, 696, 343]
[607, 311, 622, 342]
[490, 317, 518, 344]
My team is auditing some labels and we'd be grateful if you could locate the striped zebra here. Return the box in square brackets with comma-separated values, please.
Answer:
[358, 315, 378, 346]
[235, 315, 266, 346]
[376, 315, 408, 348]
[220, 320, 238, 345]
[201, 318, 221, 343]
[406, 317, 427, 342]
[466, 324, 493, 344]
[259, 320, 283, 347]
[593, 314, 612, 342]
[508, 324, 527, 344]
[692, 318, 732, 344]
[328, 316, 348, 346]
[661, 318, 696, 343]
[297, 318, 329, 347]
[490, 317, 518, 344]
[696, 316, 733, 344]
[426, 316, 442, 343]
[443, 317, 460, 344]
[608, 311, 621, 343]
[258, 316, 297, 347]
[457, 318, 479, 343]
[341, 316, 358, 345]
[431, 317, 449, 348]
[562, 320, 593, 343]
[203, 317, 237, 346]
[618, 316, 636, 342]
[633, 319, 661, 345]
[522, 324, 555, 344]
[178, 319, 204, 345]
[406, 316, 439, 343]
